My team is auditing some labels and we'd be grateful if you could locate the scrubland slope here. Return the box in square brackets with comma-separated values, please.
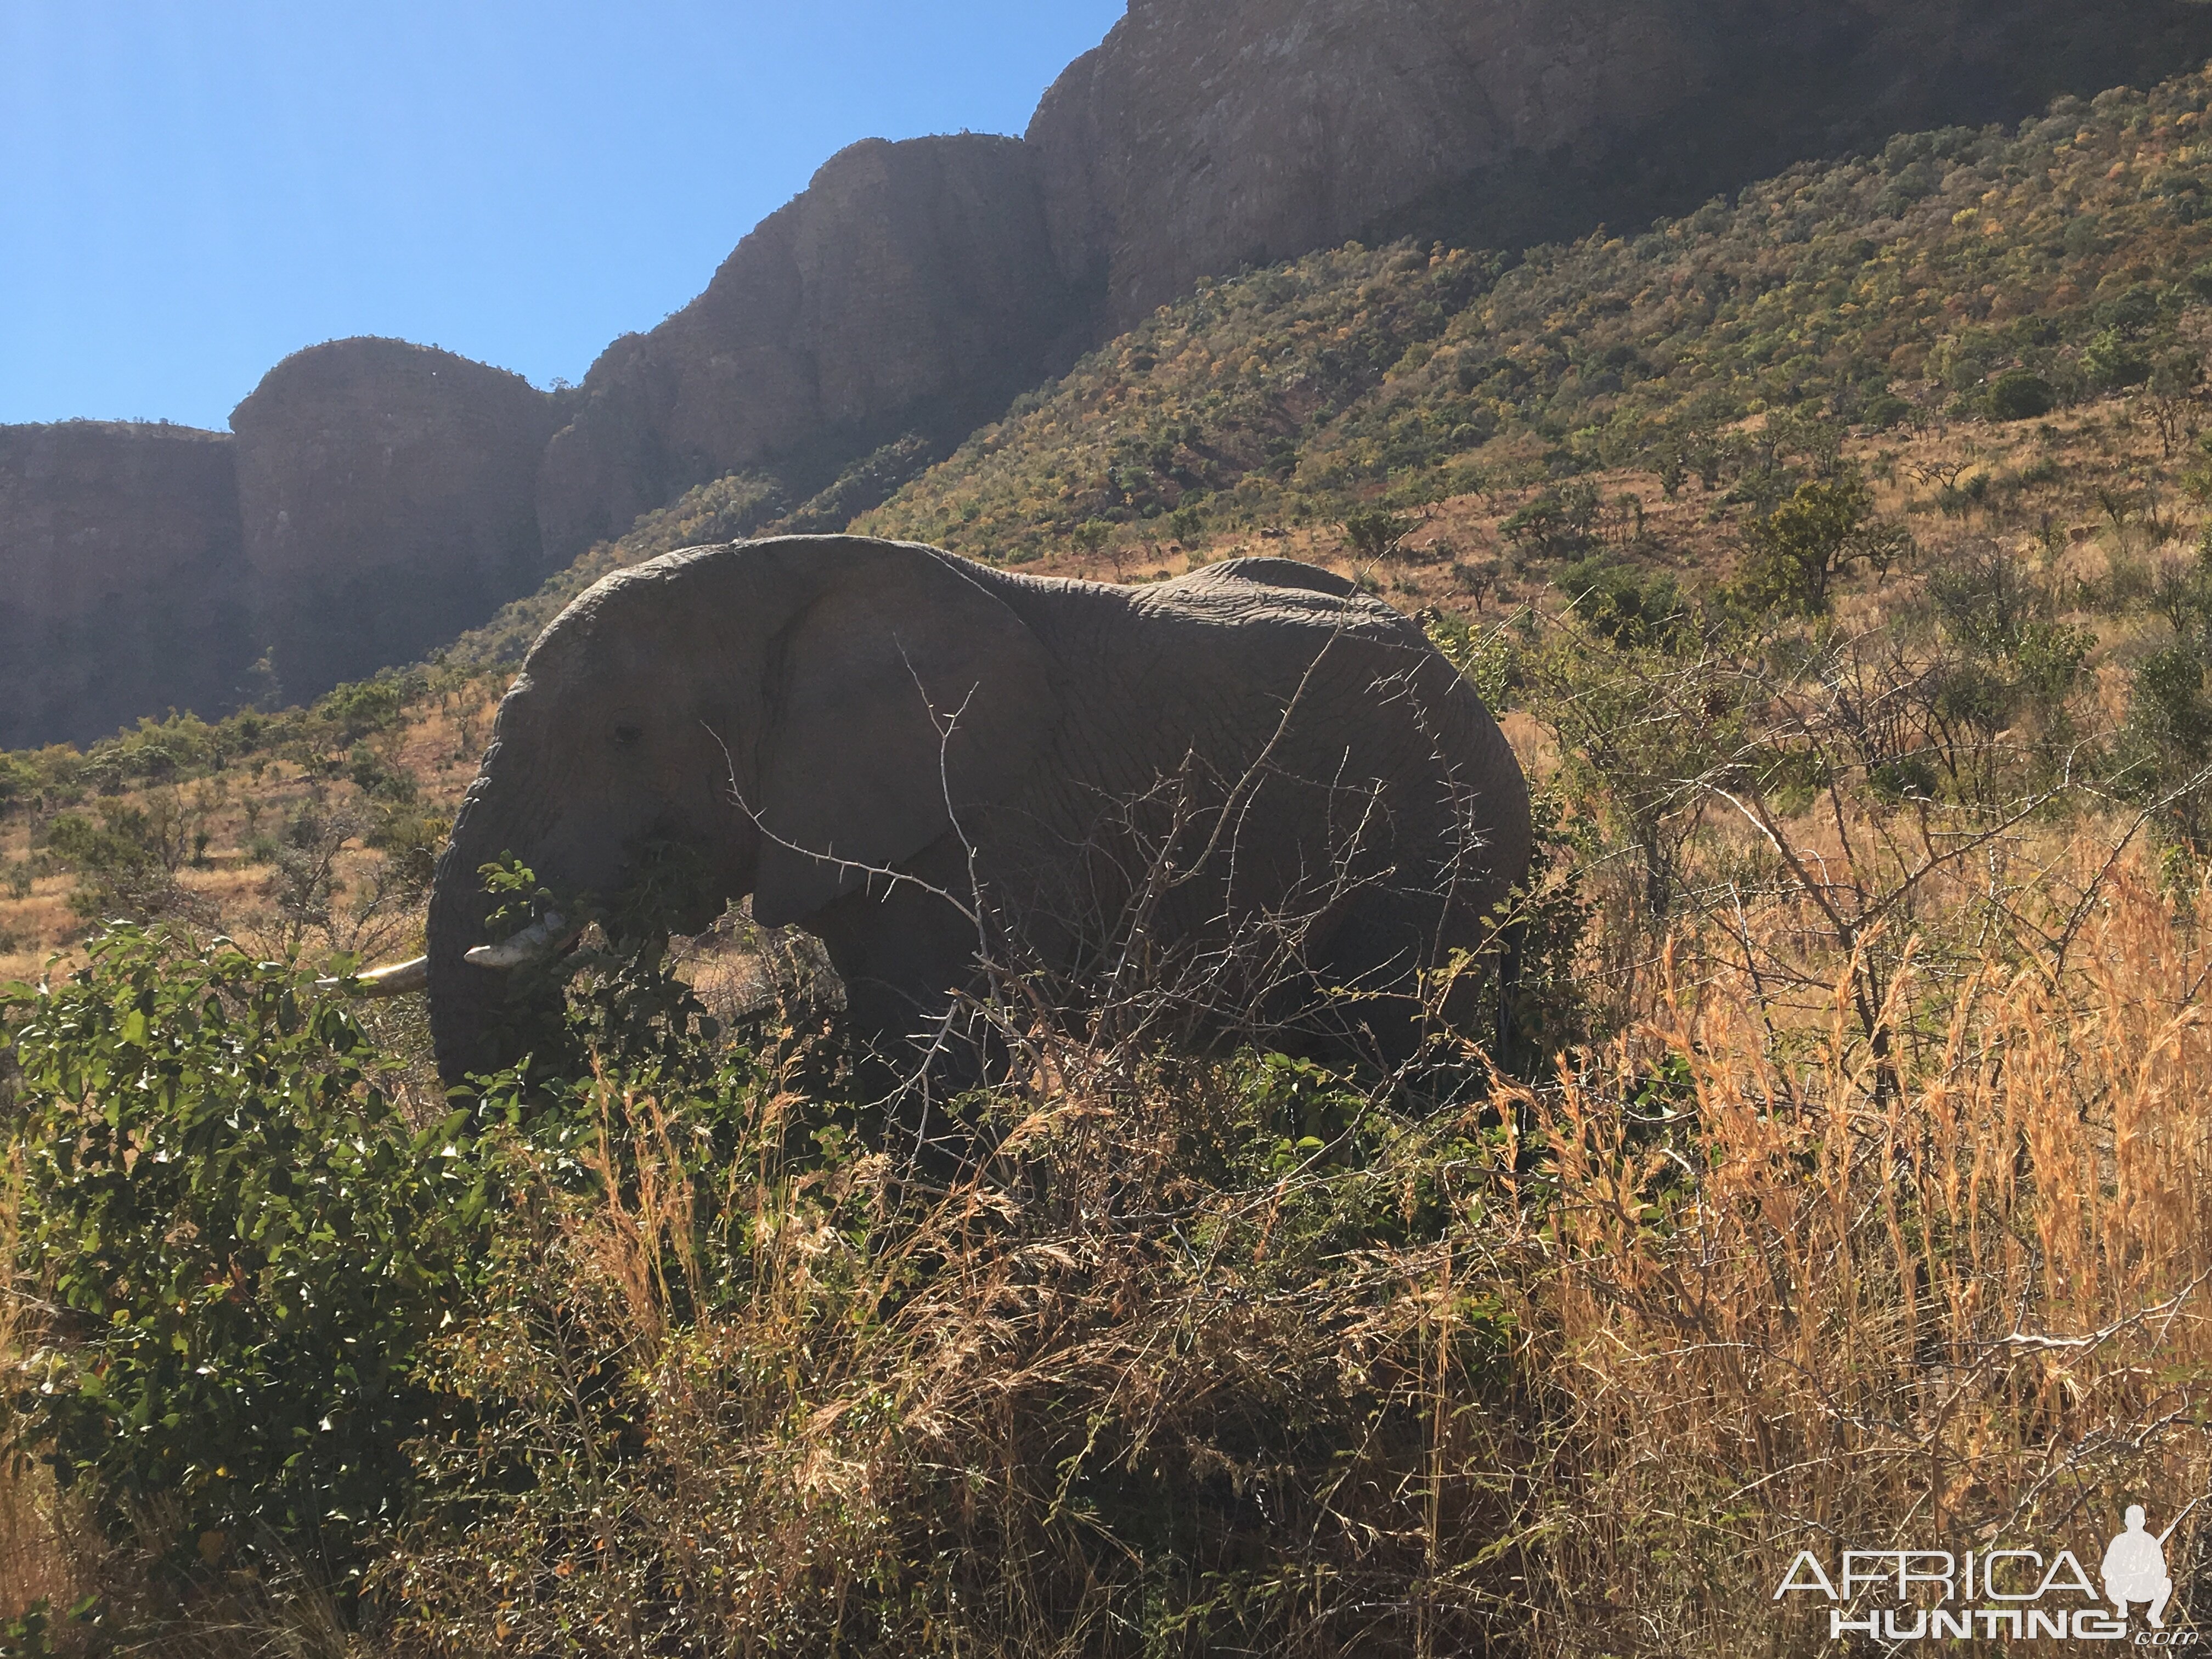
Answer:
[10, 70, 2212, 1655]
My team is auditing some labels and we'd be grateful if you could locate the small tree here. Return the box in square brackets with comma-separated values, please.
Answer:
[1500, 484, 1599, 560]
[41, 791, 209, 923]
[2084, 327, 2153, 392]
[1737, 476, 1879, 614]
[1071, 518, 1120, 578]
[2143, 349, 2204, 458]
[1340, 506, 1412, 560]
[261, 800, 370, 955]
[1532, 624, 1748, 923]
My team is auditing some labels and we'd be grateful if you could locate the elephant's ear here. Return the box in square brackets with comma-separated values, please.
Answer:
[751, 550, 1060, 927]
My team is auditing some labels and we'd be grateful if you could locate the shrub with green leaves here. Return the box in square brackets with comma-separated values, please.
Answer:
[43, 806, 176, 920]
[4, 928, 496, 1581]
[1735, 476, 1880, 615]
[1926, 543, 2092, 759]
[1500, 483, 1600, 560]
[1987, 369, 2055, 421]
[1340, 505, 1412, 558]
[1555, 554, 1685, 649]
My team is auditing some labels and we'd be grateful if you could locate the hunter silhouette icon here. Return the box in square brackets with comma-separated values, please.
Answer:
[2103, 1505, 2175, 1628]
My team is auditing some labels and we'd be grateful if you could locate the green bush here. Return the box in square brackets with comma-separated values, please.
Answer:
[44, 809, 164, 891]
[4, 928, 496, 1582]
[1735, 476, 1878, 614]
[347, 742, 419, 804]
[1422, 610, 1519, 712]
[1501, 484, 1600, 559]
[315, 674, 423, 744]
[1555, 555, 1686, 648]
[2083, 328, 2153, 391]
[1987, 370, 2055, 421]
[1863, 393, 1914, 430]
[41, 798, 206, 923]
[1340, 505, 1412, 558]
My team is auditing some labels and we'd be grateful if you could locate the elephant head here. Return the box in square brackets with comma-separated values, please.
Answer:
[414, 535, 1059, 1084]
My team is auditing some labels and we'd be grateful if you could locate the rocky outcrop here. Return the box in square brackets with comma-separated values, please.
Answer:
[544, 0, 2212, 553]
[1028, 0, 2212, 331]
[232, 338, 563, 704]
[0, 422, 250, 750]
[537, 134, 1090, 562]
[15, 0, 2212, 752]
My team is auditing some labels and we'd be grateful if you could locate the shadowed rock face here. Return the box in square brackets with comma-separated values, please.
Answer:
[1028, 0, 2212, 331]
[536, 133, 1092, 563]
[0, 422, 250, 750]
[231, 338, 563, 705]
[15, 0, 2212, 751]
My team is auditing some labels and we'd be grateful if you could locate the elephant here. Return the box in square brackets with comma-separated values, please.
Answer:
[359, 535, 1532, 1094]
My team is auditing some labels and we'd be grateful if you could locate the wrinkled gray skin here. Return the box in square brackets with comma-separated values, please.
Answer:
[427, 535, 1531, 1088]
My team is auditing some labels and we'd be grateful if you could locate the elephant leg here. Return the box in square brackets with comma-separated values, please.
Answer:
[804, 834, 1001, 1111]
[1308, 873, 1508, 1071]
[1305, 900, 1436, 1069]
[1493, 918, 1526, 1075]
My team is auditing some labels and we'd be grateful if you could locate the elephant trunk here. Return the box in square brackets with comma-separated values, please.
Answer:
[426, 769, 561, 1087]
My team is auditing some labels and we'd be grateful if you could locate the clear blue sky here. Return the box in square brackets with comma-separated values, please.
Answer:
[0, 2, 1126, 429]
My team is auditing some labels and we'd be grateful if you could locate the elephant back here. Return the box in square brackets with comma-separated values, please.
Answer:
[1023, 556, 1531, 970]
[1196, 556, 1361, 600]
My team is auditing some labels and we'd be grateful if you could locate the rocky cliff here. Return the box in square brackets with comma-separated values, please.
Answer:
[230, 338, 564, 704]
[1028, 0, 2212, 331]
[16, 0, 2212, 751]
[0, 422, 250, 750]
[535, 133, 1091, 562]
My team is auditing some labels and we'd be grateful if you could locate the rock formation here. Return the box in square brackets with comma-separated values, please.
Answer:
[1027, 0, 2212, 331]
[15, 0, 2212, 749]
[535, 133, 1090, 562]
[0, 422, 250, 750]
[230, 338, 565, 704]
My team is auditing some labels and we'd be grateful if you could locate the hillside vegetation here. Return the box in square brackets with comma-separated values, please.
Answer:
[861, 70, 2212, 558]
[10, 67, 2212, 1656]
[414, 68, 2212, 662]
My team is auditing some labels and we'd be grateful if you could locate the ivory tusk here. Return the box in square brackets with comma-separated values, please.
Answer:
[317, 956, 429, 997]
[464, 910, 578, 970]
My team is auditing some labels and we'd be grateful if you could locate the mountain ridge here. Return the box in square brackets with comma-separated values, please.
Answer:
[10, 0, 2212, 748]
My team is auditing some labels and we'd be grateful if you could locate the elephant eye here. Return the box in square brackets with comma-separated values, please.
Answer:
[613, 724, 644, 748]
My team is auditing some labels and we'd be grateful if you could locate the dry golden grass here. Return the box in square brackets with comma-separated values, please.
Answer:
[1515, 847, 2212, 1650]
[331, 832, 2212, 1655]
[0, 684, 501, 984]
